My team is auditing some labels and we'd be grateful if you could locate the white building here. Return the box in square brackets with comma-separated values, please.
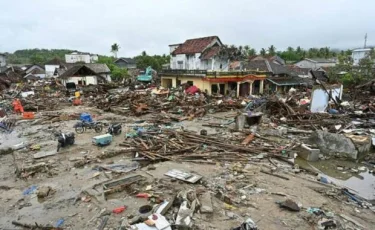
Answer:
[294, 58, 336, 69]
[0, 53, 6, 67]
[352, 48, 373, 65]
[45, 58, 65, 77]
[169, 36, 228, 71]
[65, 52, 98, 64]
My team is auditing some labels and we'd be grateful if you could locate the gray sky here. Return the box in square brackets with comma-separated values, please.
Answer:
[0, 0, 374, 57]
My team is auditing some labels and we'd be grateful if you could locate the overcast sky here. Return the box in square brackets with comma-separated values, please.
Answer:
[0, 0, 374, 57]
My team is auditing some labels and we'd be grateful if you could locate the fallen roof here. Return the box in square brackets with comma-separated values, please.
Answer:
[172, 36, 221, 55]
[287, 66, 311, 75]
[63, 63, 110, 73]
[267, 77, 303, 86]
[200, 46, 221, 60]
[303, 58, 336, 63]
[242, 60, 291, 75]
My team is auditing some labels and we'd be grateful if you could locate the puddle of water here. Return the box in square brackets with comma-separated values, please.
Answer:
[296, 157, 375, 200]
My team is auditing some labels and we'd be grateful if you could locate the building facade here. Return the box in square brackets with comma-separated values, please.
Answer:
[0, 54, 6, 67]
[352, 48, 373, 65]
[65, 52, 98, 64]
[169, 36, 228, 71]
[294, 58, 336, 69]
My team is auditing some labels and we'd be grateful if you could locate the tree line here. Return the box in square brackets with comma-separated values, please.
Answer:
[218, 45, 352, 62]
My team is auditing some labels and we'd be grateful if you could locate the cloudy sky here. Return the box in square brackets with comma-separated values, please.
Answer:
[0, 0, 374, 57]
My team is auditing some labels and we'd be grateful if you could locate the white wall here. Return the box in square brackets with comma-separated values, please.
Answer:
[45, 64, 60, 77]
[212, 57, 229, 70]
[295, 60, 335, 69]
[169, 45, 180, 54]
[352, 49, 371, 65]
[101, 74, 111, 82]
[0, 55, 6, 67]
[65, 54, 91, 63]
[90, 55, 98, 63]
[64, 76, 98, 85]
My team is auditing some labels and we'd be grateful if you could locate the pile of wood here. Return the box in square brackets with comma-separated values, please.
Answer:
[92, 90, 246, 118]
[115, 129, 280, 164]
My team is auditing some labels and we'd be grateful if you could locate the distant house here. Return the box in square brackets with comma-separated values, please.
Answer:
[242, 59, 290, 77]
[352, 47, 374, 65]
[65, 52, 98, 64]
[251, 55, 286, 65]
[242, 59, 304, 93]
[0, 53, 6, 67]
[294, 58, 336, 68]
[24, 64, 45, 79]
[169, 36, 228, 70]
[287, 66, 328, 86]
[58, 63, 111, 86]
[114, 58, 136, 69]
[45, 58, 65, 77]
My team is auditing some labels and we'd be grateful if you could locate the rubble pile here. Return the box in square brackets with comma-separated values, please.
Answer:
[2, 81, 375, 229]
[91, 89, 246, 117]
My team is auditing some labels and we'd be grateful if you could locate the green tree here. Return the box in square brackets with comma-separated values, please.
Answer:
[30, 54, 44, 64]
[329, 48, 375, 88]
[111, 43, 120, 58]
[268, 45, 276, 56]
[243, 45, 256, 58]
[134, 52, 170, 71]
[260, 48, 266, 56]
[98, 55, 128, 82]
[111, 67, 129, 82]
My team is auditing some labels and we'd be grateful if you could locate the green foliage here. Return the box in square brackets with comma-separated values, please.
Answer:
[134, 51, 170, 71]
[268, 45, 276, 56]
[278, 46, 342, 62]
[328, 48, 375, 88]
[97, 56, 128, 81]
[6, 49, 74, 64]
[111, 43, 120, 58]
[260, 48, 266, 56]
[111, 67, 129, 82]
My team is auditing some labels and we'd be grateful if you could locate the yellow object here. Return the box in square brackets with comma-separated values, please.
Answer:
[30, 144, 41, 150]
[224, 203, 237, 210]
[75, 91, 80, 98]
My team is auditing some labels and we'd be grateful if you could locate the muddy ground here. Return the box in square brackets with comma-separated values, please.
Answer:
[0, 106, 374, 230]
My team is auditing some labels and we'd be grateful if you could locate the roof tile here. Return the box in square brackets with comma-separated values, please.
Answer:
[172, 36, 219, 55]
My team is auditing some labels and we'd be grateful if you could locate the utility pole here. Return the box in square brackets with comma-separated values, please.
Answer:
[364, 33, 367, 48]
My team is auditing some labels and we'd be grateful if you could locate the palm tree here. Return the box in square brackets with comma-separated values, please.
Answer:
[296, 46, 302, 54]
[244, 45, 256, 57]
[287, 46, 294, 53]
[260, 48, 266, 56]
[111, 43, 120, 58]
[268, 45, 276, 56]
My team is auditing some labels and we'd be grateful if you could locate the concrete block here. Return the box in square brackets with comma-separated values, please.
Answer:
[297, 144, 320, 162]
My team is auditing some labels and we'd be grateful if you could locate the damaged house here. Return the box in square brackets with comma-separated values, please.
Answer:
[169, 36, 228, 70]
[24, 64, 46, 79]
[242, 56, 303, 93]
[57, 63, 111, 87]
[161, 36, 266, 97]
